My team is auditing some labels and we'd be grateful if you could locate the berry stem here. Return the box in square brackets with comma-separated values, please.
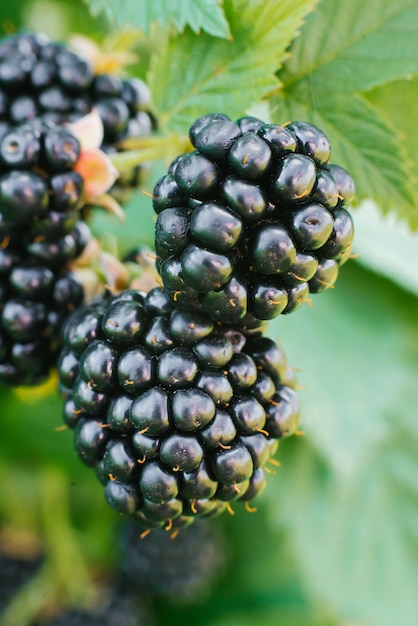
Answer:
[39, 467, 97, 603]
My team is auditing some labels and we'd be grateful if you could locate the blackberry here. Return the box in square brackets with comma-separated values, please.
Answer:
[117, 519, 226, 602]
[58, 287, 300, 530]
[0, 120, 93, 386]
[0, 31, 155, 189]
[153, 114, 355, 323]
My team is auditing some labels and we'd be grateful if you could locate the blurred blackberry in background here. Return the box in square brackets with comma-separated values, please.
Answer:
[0, 551, 43, 613]
[117, 519, 227, 602]
[0, 120, 89, 385]
[153, 114, 355, 324]
[58, 286, 300, 530]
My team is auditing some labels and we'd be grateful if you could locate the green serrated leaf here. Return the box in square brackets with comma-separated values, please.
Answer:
[148, 0, 317, 133]
[272, 91, 418, 228]
[86, 0, 231, 39]
[279, 0, 418, 97]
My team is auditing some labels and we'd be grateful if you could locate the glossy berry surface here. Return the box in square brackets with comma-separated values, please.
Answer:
[153, 114, 355, 323]
[58, 286, 300, 530]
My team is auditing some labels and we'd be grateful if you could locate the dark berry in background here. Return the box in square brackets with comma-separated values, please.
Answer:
[0, 551, 43, 613]
[0, 120, 88, 386]
[117, 519, 227, 602]
[58, 286, 300, 530]
[153, 114, 355, 324]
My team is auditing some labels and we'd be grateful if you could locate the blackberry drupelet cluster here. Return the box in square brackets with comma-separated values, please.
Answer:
[153, 114, 355, 323]
[57, 286, 300, 531]
[0, 119, 88, 385]
[0, 31, 154, 156]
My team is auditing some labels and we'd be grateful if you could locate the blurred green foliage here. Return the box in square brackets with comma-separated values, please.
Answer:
[1, 1, 418, 625]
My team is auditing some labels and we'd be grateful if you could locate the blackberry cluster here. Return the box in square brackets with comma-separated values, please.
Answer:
[57, 286, 300, 531]
[0, 120, 89, 385]
[153, 114, 355, 323]
[0, 31, 154, 154]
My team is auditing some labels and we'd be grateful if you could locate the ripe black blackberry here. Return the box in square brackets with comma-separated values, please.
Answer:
[0, 120, 92, 386]
[153, 114, 355, 323]
[0, 30, 155, 187]
[58, 286, 300, 530]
